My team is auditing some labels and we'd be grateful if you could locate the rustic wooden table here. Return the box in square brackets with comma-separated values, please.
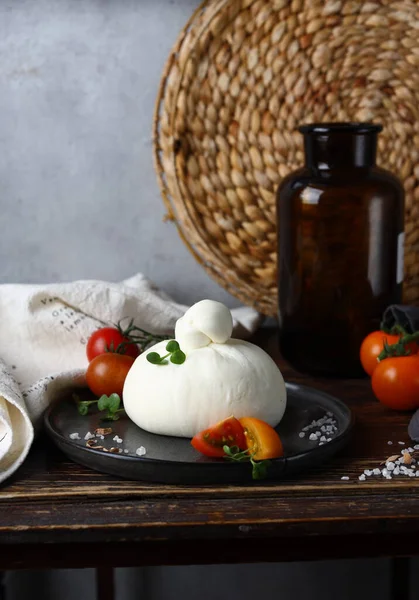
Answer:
[0, 330, 416, 599]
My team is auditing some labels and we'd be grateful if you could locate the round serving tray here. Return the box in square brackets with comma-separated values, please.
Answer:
[44, 382, 354, 484]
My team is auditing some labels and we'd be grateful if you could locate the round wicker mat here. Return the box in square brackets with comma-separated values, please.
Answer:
[153, 0, 419, 317]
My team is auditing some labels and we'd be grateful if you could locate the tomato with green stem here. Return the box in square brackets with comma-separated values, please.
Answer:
[86, 327, 140, 361]
[360, 330, 417, 376]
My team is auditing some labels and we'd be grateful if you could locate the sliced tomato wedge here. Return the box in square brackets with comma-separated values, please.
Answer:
[191, 416, 247, 458]
[239, 417, 283, 460]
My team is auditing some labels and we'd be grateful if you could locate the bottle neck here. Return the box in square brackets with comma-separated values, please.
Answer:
[303, 132, 378, 171]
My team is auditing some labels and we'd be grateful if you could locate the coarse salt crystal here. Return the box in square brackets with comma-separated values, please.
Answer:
[309, 433, 318, 441]
[136, 446, 146, 457]
[382, 468, 389, 477]
[373, 468, 381, 475]
[69, 432, 80, 440]
[84, 432, 95, 441]
[341, 476, 349, 480]
[398, 441, 405, 445]
[388, 441, 393, 445]
[359, 474, 366, 481]
[299, 432, 305, 438]
[320, 436, 327, 442]
[97, 435, 104, 440]
[124, 449, 129, 454]
[387, 462, 395, 471]
[364, 470, 372, 476]
[113, 436, 123, 444]
[414, 445, 419, 450]
[394, 468, 400, 475]
[327, 438, 332, 442]
[319, 442, 324, 445]
[316, 431, 321, 437]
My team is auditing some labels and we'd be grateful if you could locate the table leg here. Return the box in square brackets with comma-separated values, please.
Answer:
[96, 567, 115, 600]
[0, 572, 5, 600]
[390, 557, 411, 600]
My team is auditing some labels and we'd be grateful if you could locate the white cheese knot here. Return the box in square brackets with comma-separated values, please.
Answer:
[174, 299, 233, 353]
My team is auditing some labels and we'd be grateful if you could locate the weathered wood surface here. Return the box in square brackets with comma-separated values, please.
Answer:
[1, 329, 419, 568]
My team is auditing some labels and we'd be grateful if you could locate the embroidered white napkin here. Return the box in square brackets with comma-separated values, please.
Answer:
[0, 273, 262, 484]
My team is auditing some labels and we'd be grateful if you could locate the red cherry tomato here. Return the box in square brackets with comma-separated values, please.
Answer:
[191, 416, 247, 458]
[86, 353, 135, 398]
[86, 327, 140, 362]
[360, 331, 417, 376]
[371, 355, 419, 411]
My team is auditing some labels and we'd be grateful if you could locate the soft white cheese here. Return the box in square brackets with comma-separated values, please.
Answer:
[123, 300, 287, 438]
[175, 299, 233, 352]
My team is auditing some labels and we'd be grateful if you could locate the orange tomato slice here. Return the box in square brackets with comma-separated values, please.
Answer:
[238, 417, 283, 460]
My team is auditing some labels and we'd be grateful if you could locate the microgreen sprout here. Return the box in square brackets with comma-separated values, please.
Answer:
[75, 393, 124, 421]
[223, 445, 270, 480]
[146, 340, 186, 365]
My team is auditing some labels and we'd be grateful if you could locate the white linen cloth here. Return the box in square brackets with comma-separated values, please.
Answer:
[0, 273, 261, 484]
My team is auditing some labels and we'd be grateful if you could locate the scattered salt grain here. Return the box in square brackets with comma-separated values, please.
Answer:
[84, 432, 95, 441]
[319, 442, 324, 445]
[398, 441, 405, 445]
[299, 432, 305, 438]
[136, 446, 146, 457]
[414, 445, 419, 450]
[320, 436, 327, 442]
[341, 476, 349, 480]
[97, 435, 105, 440]
[387, 441, 393, 445]
[113, 435, 123, 444]
[359, 474, 366, 481]
[309, 433, 318, 441]
[124, 449, 129, 454]
[69, 432, 80, 440]
[373, 468, 381, 475]
[394, 468, 400, 476]
[386, 462, 395, 471]
[364, 470, 372, 476]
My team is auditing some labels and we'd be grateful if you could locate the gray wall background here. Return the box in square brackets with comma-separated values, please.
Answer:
[0, 0, 399, 598]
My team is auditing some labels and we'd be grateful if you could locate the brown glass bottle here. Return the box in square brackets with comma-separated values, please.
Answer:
[277, 123, 405, 378]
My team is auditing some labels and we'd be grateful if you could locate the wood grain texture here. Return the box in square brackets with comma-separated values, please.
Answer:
[1, 329, 419, 568]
